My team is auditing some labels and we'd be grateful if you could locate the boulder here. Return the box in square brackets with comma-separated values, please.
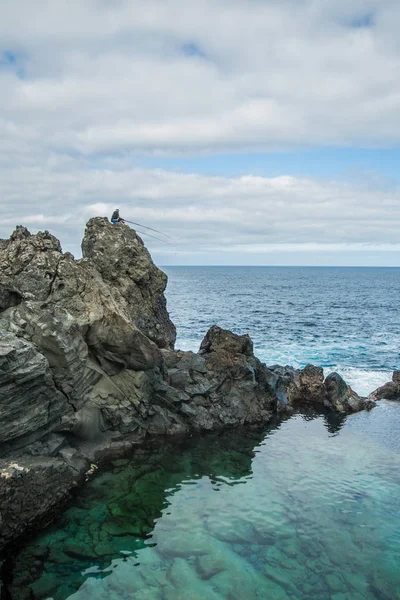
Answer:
[369, 371, 400, 401]
[265, 365, 374, 413]
[265, 364, 325, 407]
[325, 372, 375, 413]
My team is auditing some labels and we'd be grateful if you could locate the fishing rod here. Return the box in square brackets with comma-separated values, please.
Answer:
[124, 219, 172, 239]
[134, 228, 172, 245]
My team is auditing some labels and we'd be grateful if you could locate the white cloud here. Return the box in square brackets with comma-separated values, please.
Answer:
[0, 0, 399, 264]
[1, 0, 400, 156]
[0, 159, 399, 264]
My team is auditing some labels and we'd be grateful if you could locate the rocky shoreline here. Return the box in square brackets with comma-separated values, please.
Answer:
[0, 218, 397, 595]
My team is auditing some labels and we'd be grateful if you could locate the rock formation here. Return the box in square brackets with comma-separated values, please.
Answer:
[0, 218, 376, 559]
[369, 371, 400, 401]
[264, 364, 374, 413]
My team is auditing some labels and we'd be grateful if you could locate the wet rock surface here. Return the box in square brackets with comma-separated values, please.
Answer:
[0, 219, 379, 561]
[0, 457, 78, 552]
[265, 363, 374, 414]
[369, 371, 400, 401]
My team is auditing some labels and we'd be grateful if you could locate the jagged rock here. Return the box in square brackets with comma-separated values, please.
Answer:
[297, 364, 326, 404]
[266, 365, 374, 414]
[0, 331, 68, 455]
[81, 217, 176, 349]
[266, 364, 325, 407]
[369, 371, 400, 401]
[199, 325, 253, 362]
[157, 326, 279, 430]
[0, 220, 171, 453]
[325, 372, 375, 413]
[0, 227, 62, 304]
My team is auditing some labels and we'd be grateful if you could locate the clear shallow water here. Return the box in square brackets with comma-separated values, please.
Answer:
[8, 403, 400, 600]
[164, 266, 400, 396]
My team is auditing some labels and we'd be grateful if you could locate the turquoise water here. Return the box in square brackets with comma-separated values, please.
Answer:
[8, 402, 400, 600]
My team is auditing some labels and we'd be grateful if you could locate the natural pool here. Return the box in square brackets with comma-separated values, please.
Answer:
[6, 403, 400, 600]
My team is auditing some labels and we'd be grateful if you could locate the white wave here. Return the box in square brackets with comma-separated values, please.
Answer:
[328, 367, 392, 397]
[175, 337, 394, 397]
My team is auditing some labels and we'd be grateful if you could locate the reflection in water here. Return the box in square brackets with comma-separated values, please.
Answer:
[296, 407, 347, 436]
[322, 411, 347, 435]
[6, 404, 400, 600]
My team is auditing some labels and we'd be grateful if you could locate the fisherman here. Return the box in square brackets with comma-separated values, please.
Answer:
[110, 212, 172, 243]
[111, 209, 125, 224]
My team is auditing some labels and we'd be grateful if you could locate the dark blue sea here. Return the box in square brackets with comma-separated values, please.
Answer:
[8, 266, 400, 600]
[164, 266, 400, 396]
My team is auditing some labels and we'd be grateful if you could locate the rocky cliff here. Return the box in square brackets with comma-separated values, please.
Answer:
[0, 218, 376, 557]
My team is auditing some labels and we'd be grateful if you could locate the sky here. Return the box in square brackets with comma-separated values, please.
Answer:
[1, 0, 400, 266]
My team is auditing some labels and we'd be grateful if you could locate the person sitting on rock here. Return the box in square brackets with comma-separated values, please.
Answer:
[111, 209, 125, 224]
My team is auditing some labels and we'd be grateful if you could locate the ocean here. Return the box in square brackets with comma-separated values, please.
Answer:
[6, 265, 400, 600]
[164, 266, 400, 396]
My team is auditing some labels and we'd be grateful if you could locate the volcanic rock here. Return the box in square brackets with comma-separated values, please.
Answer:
[265, 364, 375, 413]
[0, 218, 377, 560]
[81, 217, 176, 349]
[158, 326, 280, 431]
[369, 371, 400, 401]
[324, 372, 375, 412]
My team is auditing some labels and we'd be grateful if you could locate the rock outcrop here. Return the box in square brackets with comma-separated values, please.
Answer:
[0, 218, 376, 558]
[156, 326, 281, 433]
[81, 218, 176, 349]
[264, 364, 374, 414]
[0, 219, 174, 454]
[369, 371, 400, 401]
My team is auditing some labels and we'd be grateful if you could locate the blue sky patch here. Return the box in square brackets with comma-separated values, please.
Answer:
[1, 50, 17, 65]
[133, 147, 400, 184]
[0, 50, 26, 78]
[181, 42, 207, 59]
[350, 13, 374, 28]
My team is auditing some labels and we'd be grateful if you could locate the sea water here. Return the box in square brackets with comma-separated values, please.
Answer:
[8, 405, 400, 599]
[164, 266, 400, 396]
[6, 266, 400, 599]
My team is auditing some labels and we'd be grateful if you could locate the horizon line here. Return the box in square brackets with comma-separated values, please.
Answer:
[160, 264, 400, 268]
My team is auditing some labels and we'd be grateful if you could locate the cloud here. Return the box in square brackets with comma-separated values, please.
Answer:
[0, 157, 399, 264]
[0, 0, 399, 265]
[1, 0, 400, 157]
